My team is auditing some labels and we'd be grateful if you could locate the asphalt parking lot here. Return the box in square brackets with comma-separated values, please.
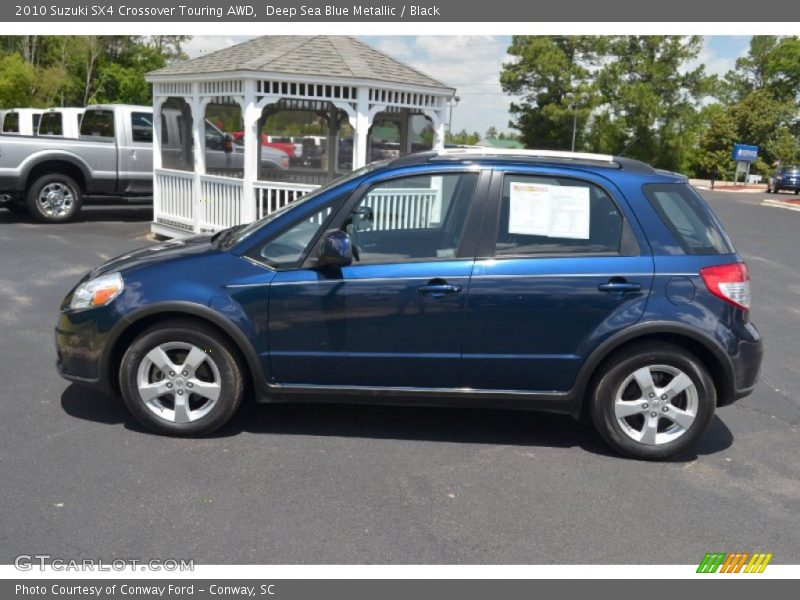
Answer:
[1, 193, 798, 564]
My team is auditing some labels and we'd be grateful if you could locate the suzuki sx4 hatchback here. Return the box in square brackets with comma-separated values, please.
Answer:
[56, 149, 763, 460]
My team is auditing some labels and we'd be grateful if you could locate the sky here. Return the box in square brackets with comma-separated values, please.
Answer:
[182, 35, 753, 137]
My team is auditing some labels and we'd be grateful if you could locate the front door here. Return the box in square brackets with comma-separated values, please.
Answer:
[267, 170, 485, 389]
[462, 170, 654, 393]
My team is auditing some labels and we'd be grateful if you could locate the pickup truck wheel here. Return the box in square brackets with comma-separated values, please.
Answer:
[26, 174, 82, 223]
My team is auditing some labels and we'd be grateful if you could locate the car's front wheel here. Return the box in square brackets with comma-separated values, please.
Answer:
[119, 320, 244, 436]
[590, 342, 716, 460]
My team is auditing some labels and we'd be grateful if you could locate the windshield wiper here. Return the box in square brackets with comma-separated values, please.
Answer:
[211, 225, 244, 247]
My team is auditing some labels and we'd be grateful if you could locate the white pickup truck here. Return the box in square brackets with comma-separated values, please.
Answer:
[37, 107, 85, 138]
[0, 104, 289, 222]
[1, 108, 44, 136]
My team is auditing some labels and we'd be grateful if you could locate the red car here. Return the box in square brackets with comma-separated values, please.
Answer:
[230, 132, 295, 159]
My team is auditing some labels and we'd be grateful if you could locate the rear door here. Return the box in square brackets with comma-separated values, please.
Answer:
[462, 167, 654, 393]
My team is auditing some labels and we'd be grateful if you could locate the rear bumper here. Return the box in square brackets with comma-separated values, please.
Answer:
[775, 181, 800, 191]
[722, 322, 763, 405]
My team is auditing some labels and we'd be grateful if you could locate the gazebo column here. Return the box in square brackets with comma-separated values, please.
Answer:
[352, 86, 370, 169]
[423, 108, 446, 151]
[151, 96, 166, 220]
[399, 110, 413, 155]
[189, 84, 210, 234]
[240, 79, 259, 223]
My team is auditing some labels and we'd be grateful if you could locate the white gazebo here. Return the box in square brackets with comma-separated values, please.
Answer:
[145, 36, 455, 238]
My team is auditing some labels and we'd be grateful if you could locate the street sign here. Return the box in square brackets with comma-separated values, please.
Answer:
[733, 144, 759, 162]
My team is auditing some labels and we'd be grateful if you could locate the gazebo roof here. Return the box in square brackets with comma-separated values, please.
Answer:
[148, 36, 453, 92]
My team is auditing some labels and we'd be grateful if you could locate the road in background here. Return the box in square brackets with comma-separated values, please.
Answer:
[0, 194, 797, 564]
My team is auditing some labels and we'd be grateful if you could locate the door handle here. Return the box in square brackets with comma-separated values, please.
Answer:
[597, 280, 641, 293]
[417, 282, 462, 297]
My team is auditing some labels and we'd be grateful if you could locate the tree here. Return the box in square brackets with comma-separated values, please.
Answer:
[694, 104, 738, 178]
[587, 36, 712, 171]
[500, 35, 611, 150]
[485, 126, 498, 140]
[0, 35, 191, 108]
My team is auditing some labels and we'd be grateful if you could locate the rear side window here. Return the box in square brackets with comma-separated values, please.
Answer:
[80, 110, 115, 139]
[39, 112, 63, 135]
[644, 184, 733, 255]
[3, 112, 19, 133]
[494, 175, 624, 256]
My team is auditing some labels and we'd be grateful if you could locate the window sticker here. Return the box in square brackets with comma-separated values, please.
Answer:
[508, 182, 590, 239]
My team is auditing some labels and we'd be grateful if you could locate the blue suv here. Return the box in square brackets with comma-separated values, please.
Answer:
[55, 149, 763, 460]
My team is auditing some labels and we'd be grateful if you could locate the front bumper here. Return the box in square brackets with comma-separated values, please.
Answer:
[55, 307, 116, 392]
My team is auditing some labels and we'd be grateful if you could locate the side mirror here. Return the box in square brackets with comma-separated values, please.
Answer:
[317, 230, 353, 268]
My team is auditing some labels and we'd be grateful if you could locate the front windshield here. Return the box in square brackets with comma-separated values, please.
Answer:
[220, 161, 388, 249]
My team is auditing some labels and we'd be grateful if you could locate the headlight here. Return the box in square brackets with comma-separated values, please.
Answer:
[70, 272, 124, 310]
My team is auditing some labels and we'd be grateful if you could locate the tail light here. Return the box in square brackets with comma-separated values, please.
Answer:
[700, 262, 751, 310]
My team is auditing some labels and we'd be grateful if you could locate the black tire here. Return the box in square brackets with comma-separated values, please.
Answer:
[590, 342, 716, 461]
[119, 320, 245, 436]
[26, 173, 82, 222]
[773, 186, 781, 195]
[795, 190, 799, 195]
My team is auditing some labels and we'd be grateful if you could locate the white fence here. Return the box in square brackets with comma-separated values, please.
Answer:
[200, 174, 244, 231]
[154, 169, 443, 237]
[360, 187, 441, 231]
[154, 169, 195, 232]
[254, 180, 318, 219]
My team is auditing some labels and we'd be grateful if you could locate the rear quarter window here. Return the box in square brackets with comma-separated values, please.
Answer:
[80, 110, 115, 139]
[39, 112, 63, 135]
[643, 183, 733, 255]
[3, 112, 19, 133]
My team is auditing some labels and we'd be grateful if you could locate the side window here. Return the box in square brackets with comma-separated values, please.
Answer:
[257, 202, 339, 268]
[3, 112, 19, 133]
[80, 110, 115, 139]
[643, 183, 732, 255]
[32, 113, 41, 130]
[494, 175, 623, 256]
[39, 113, 63, 135]
[131, 112, 154, 143]
[345, 172, 479, 264]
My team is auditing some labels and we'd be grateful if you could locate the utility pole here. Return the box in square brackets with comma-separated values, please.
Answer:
[570, 102, 578, 152]
[447, 95, 460, 141]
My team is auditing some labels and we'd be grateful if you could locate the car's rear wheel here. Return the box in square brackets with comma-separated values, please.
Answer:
[119, 321, 244, 436]
[26, 173, 82, 222]
[590, 342, 716, 460]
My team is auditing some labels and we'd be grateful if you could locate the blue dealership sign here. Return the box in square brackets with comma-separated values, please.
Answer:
[733, 144, 759, 162]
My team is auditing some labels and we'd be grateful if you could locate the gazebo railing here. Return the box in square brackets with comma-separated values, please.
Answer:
[154, 169, 443, 237]
[361, 188, 441, 230]
[154, 169, 195, 232]
[200, 173, 244, 231]
[254, 180, 319, 219]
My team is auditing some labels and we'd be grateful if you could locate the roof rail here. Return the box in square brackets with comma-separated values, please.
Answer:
[435, 147, 616, 164]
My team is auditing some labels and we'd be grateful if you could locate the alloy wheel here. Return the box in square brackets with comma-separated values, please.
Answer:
[613, 364, 699, 446]
[37, 182, 75, 217]
[136, 342, 221, 424]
